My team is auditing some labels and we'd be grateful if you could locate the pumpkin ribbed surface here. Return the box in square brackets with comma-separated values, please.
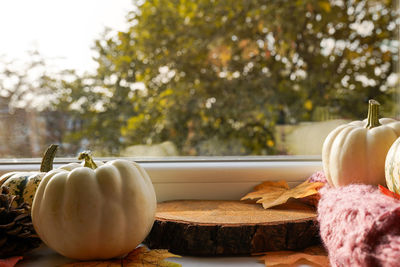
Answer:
[322, 100, 400, 188]
[32, 159, 156, 260]
[322, 118, 400, 187]
[385, 138, 400, 194]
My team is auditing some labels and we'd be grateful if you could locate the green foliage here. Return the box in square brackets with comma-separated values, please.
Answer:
[51, 0, 399, 156]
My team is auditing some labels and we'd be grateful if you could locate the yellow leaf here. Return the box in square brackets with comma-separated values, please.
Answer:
[62, 247, 181, 267]
[259, 246, 330, 267]
[124, 247, 181, 267]
[241, 180, 324, 209]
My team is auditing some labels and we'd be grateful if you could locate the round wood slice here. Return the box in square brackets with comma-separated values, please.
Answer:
[144, 200, 320, 256]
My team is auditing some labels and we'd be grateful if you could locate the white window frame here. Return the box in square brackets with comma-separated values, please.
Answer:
[0, 156, 322, 202]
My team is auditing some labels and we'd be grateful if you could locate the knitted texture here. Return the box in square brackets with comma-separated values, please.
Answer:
[316, 173, 400, 267]
[308, 171, 328, 184]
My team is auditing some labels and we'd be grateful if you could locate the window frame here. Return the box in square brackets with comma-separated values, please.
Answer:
[0, 156, 322, 202]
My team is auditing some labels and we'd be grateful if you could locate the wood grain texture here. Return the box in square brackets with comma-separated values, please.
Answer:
[144, 200, 320, 256]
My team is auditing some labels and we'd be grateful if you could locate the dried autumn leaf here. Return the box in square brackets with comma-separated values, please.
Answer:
[0, 256, 23, 267]
[259, 245, 330, 267]
[379, 185, 400, 200]
[124, 247, 181, 267]
[241, 180, 324, 209]
[62, 246, 181, 267]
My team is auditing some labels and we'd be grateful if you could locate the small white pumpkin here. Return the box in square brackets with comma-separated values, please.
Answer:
[322, 100, 400, 187]
[385, 138, 400, 194]
[31, 151, 157, 260]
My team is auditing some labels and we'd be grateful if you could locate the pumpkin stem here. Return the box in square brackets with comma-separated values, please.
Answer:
[40, 144, 59, 172]
[78, 151, 98, 169]
[365, 99, 381, 129]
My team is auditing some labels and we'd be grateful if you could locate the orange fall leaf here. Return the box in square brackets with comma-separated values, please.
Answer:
[259, 246, 330, 267]
[0, 256, 23, 267]
[241, 180, 325, 209]
[379, 185, 400, 200]
[62, 246, 181, 267]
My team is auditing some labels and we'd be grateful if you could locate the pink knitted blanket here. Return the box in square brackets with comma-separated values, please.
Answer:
[311, 172, 400, 267]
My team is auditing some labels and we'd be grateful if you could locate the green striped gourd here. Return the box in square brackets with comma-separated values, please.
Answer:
[0, 144, 58, 207]
[385, 138, 400, 194]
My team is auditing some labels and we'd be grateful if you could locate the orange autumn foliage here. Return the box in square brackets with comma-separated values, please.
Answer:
[0, 256, 23, 267]
[241, 180, 325, 209]
[62, 246, 181, 267]
[259, 245, 330, 267]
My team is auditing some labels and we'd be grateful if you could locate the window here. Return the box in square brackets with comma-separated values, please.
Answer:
[0, 0, 398, 162]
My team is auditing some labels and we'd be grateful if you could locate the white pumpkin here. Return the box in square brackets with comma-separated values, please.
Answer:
[322, 100, 400, 187]
[31, 152, 157, 260]
[385, 138, 400, 194]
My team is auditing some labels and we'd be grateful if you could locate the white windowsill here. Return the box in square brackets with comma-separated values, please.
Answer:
[0, 156, 322, 202]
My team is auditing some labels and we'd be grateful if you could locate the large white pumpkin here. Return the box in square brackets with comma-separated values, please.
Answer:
[322, 100, 400, 187]
[31, 152, 157, 260]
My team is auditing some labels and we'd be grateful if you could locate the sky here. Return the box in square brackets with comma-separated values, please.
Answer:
[0, 0, 134, 74]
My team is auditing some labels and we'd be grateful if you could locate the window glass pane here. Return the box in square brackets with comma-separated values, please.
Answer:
[0, 0, 398, 158]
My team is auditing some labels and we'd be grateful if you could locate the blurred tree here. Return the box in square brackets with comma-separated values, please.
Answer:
[0, 51, 54, 111]
[46, 34, 141, 156]
[0, 51, 63, 157]
[54, 0, 399, 156]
